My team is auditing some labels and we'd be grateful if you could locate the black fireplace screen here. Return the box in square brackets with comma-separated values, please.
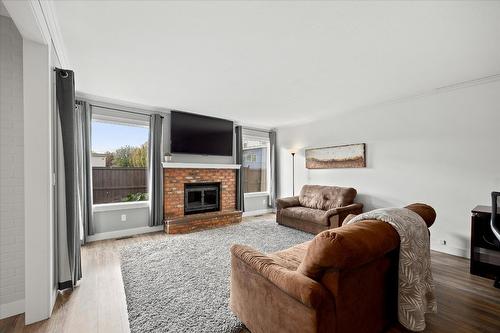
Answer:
[184, 182, 220, 214]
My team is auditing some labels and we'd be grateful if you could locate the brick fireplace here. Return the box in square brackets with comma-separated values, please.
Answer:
[163, 163, 242, 234]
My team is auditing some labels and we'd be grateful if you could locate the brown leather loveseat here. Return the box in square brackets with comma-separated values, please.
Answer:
[230, 203, 436, 333]
[276, 185, 363, 234]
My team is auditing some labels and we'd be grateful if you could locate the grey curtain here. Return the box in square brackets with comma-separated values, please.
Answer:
[148, 114, 163, 226]
[235, 126, 245, 212]
[269, 130, 277, 209]
[75, 100, 94, 241]
[55, 68, 82, 287]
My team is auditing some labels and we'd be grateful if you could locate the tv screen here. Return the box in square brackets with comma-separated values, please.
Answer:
[170, 111, 233, 156]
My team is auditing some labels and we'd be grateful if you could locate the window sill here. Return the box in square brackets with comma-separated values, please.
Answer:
[93, 201, 149, 212]
[244, 192, 269, 198]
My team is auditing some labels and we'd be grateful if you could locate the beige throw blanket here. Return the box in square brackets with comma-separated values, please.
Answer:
[346, 208, 437, 331]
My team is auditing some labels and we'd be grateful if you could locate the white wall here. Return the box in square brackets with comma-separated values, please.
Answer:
[93, 206, 149, 234]
[244, 195, 270, 214]
[0, 14, 25, 319]
[276, 79, 500, 258]
[23, 38, 53, 324]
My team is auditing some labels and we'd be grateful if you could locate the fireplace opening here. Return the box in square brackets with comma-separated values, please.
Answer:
[184, 182, 221, 215]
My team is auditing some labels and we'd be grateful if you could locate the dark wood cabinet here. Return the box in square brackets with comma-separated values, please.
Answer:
[470, 205, 500, 278]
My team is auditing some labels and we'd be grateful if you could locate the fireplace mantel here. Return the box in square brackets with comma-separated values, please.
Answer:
[162, 162, 241, 169]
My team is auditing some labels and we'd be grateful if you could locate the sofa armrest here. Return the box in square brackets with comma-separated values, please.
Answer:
[231, 244, 329, 308]
[276, 196, 300, 224]
[324, 203, 363, 228]
[276, 196, 300, 210]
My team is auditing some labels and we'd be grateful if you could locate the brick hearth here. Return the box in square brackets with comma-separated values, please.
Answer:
[163, 167, 242, 234]
[164, 211, 242, 234]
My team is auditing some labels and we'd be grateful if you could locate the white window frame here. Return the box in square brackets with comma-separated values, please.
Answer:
[242, 134, 271, 197]
[91, 108, 151, 211]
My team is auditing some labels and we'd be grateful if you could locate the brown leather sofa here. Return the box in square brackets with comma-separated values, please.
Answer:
[230, 203, 436, 333]
[276, 185, 363, 234]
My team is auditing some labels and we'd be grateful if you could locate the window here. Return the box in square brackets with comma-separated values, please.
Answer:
[242, 133, 270, 194]
[91, 108, 150, 205]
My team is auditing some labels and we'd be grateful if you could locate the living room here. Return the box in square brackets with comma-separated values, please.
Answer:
[0, 1, 499, 333]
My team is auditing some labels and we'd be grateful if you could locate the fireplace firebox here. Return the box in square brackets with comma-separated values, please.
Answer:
[184, 182, 221, 215]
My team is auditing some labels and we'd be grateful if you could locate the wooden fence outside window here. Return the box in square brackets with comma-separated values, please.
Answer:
[242, 166, 267, 193]
[92, 167, 148, 204]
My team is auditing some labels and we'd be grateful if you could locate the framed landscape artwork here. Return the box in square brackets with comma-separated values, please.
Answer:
[305, 143, 366, 169]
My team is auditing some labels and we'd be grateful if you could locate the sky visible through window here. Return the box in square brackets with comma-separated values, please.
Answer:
[92, 121, 149, 153]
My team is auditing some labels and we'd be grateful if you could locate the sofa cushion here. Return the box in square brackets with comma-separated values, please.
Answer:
[281, 207, 329, 226]
[269, 241, 311, 270]
[299, 185, 357, 211]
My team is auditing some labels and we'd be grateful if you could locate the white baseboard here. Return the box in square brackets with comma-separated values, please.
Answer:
[243, 208, 275, 217]
[0, 299, 24, 319]
[431, 243, 469, 258]
[87, 225, 164, 242]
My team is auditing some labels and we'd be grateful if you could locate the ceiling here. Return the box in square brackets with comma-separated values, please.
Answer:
[0, 1, 9, 17]
[53, 1, 500, 128]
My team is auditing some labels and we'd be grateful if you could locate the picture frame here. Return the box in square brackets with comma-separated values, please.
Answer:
[305, 143, 366, 169]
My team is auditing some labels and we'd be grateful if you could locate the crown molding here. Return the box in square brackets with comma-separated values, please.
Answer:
[278, 72, 500, 129]
[366, 73, 500, 109]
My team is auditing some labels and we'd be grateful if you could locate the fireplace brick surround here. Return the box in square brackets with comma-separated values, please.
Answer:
[163, 167, 242, 234]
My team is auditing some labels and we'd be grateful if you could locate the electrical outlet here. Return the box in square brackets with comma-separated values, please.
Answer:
[440, 239, 447, 245]
[263, 199, 266, 205]
[121, 214, 127, 222]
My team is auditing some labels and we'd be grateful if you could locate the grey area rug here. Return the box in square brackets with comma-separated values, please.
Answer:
[120, 216, 312, 333]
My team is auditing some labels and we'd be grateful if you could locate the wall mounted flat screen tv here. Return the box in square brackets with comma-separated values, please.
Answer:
[170, 111, 233, 156]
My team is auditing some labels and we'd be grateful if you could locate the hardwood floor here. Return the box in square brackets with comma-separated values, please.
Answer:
[388, 251, 500, 333]
[1, 214, 499, 333]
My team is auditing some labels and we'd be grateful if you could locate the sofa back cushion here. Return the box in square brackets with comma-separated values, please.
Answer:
[299, 185, 357, 210]
[297, 221, 400, 280]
